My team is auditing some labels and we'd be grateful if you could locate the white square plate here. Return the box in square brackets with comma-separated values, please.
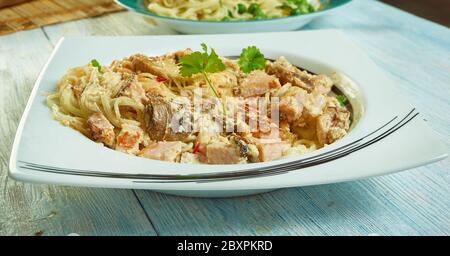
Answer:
[9, 30, 448, 197]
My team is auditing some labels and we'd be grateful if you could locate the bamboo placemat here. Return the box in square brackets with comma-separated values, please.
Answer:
[0, 0, 125, 36]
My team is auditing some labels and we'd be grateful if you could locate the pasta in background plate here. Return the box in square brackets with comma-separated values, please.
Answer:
[146, 0, 323, 21]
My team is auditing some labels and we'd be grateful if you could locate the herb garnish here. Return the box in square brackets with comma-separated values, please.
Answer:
[179, 43, 226, 98]
[238, 46, 266, 74]
[179, 43, 227, 114]
[336, 95, 348, 106]
[90, 59, 102, 72]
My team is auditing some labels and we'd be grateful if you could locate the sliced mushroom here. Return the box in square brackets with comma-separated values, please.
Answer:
[144, 95, 191, 141]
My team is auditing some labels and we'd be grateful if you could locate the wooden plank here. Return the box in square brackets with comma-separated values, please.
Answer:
[133, 0, 449, 235]
[42, 11, 176, 46]
[135, 168, 449, 235]
[0, 28, 156, 236]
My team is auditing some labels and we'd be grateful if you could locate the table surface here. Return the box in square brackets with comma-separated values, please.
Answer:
[0, 0, 449, 236]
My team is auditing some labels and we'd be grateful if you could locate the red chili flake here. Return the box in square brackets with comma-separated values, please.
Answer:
[157, 76, 168, 82]
[193, 143, 201, 154]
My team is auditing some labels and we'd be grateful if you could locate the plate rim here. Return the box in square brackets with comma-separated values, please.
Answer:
[9, 30, 448, 190]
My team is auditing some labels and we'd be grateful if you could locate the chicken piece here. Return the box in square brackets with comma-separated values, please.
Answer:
[316, 98, 351, 145]
[206, 142, 242, 164]
[279, 97, 302, 122]
[237, 70, 281, 98]
[266, 57, 333, 94]
[130, 54, 159, 74]
[210, 71, 238, 96]
[221, 57, 240, 71]
[304, 93, 327, 117]
[130, 52, 180, 79]
[257, 142, 291, 162]
[311, 75, 334, 95]
[169, 48, 193, 62]
[86, 112, 115, 147]
[278, 87, 308, 122]
[115, 124, 143, 155]
[223, 97, 250, 133]
[139, 141, 183, 162]
[118, 75, 148, 104]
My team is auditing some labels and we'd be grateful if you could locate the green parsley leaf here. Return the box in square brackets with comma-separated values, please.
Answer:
[90, 59, 102, 72]
[179, 43, 226, 99]
[201, 42, 208, 53]
[205, 48, 226, 73]
[180, 43, 226, 77]
[238, 46, 266, 74]
[179, 52, 206, 77]
[179, 43, 228, 117]
[336, 95, 348, 106]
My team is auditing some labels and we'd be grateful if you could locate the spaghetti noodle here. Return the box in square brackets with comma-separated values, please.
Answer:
[47, 47, 350, 164]
[146, 0, 322, 21]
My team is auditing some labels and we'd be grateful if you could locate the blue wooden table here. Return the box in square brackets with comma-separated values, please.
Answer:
[0, 0, 448, 236]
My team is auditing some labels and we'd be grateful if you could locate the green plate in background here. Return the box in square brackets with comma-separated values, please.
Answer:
[115, 0, 353, 34]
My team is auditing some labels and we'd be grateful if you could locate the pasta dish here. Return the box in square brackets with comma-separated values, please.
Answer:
[47, 44, 351, 164]
[146, 0, 324, 21]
